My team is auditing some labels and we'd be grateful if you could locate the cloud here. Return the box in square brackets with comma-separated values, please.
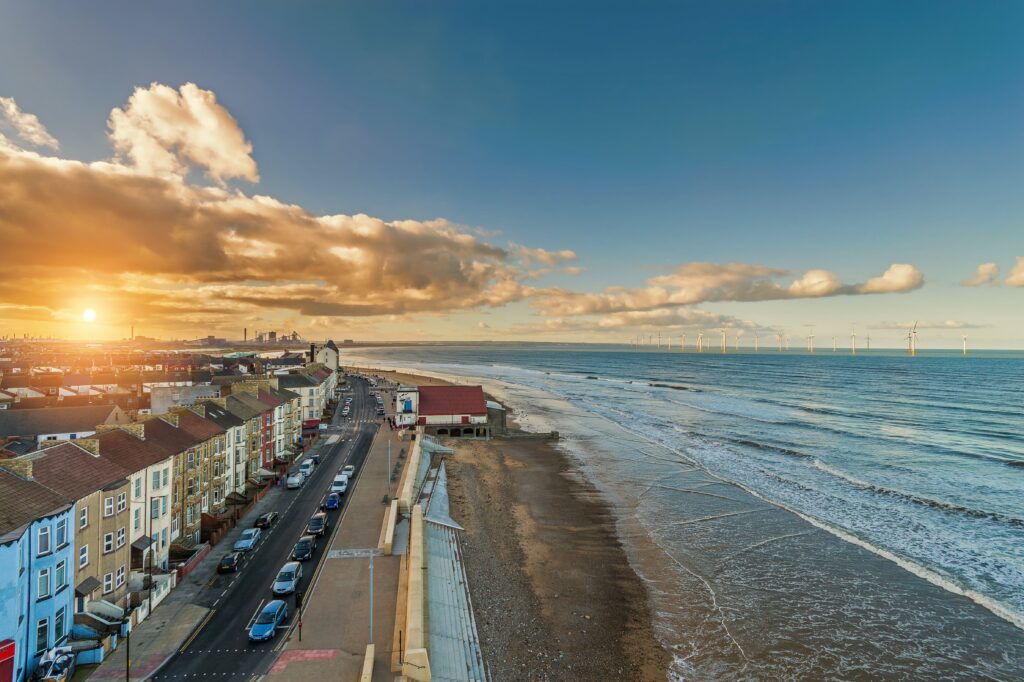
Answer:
[108, 82, 259, 183]
[534, 262, 924, 316]
[0, 84, 591, 335]
[513, 245, 578, 267]
[563, 265, 585, 275]
[872, 320, 988, 330]
[960, 262, 1000, 287]
[1006, 257, 1024, 287]
[0, 97, 59, 149]
[855, 263, 923, 294]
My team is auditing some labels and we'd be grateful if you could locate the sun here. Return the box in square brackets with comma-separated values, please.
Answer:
[83, 308, 97, 322]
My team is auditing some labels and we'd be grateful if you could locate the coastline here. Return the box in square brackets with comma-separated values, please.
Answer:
[353, 366, 671, 680]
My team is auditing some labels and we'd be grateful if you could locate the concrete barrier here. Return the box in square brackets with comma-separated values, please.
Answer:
[379, 499, 398, 555]
[401, 505, 431, 681]
[397, 430, 424, 514]
[360, 643, 375, 682]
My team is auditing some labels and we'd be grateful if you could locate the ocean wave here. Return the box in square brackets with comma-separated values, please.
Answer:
[812, 460, 1024, 528]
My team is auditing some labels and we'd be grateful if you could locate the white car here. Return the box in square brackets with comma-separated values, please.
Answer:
[299, 460, 315, 476]
[286, 471, 305, 489]
[272, 561, 303, 595]
[330, 475, 348, 494]
[341, 465, 355, 478]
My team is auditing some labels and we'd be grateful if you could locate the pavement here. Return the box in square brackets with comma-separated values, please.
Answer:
[84, 378, 380, 682]
[266, 393, 407, 682]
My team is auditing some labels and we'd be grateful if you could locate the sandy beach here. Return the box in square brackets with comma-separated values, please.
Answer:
[350, 366, 670, 680]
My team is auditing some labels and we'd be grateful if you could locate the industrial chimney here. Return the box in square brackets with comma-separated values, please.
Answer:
[309, 343, 316, 363]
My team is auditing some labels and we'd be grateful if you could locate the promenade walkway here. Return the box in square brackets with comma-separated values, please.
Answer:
[266, 426, 406, 682]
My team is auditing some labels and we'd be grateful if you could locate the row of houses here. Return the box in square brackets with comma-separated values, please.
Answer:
[0, 366, 338, 682]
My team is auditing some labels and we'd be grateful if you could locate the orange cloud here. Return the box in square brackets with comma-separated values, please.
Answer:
[0, 84, 581, 337]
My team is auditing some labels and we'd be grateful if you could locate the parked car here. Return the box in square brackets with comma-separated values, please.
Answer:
[286, 471, 305, 489]
[330, 475, 348, 495]
[248, 600, 288, 643]
[305, 512, 328, 537]
[233, 528, 262, 552]
[291, 535, 316, 561]
[217, 552, 241, 573]
[341, 465, 355, 478]
[321, 492, 341, 510]
[272, 561, 303, 595]
[311, 453, 321, 464]
[254, 512, 279, 528]
[299, 459, 315, 476]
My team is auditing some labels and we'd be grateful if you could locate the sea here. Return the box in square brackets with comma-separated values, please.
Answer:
[347, 344, 1024, 680]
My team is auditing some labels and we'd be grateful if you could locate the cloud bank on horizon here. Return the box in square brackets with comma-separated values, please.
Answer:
[0, 83, 1016, 341]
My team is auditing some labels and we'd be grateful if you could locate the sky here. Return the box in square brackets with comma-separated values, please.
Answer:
[0, 1, 1022, 347]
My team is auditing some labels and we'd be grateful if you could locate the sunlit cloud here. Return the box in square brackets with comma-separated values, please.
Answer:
[0, 96, 59, 150]
[534, 262, 924, 316]
[1006, 257, 1024, 287]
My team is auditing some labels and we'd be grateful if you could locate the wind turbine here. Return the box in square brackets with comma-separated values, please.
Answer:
[735, 330, 743, 351]
[865, 332, 871, 351]
[907, 321, 918, 357]
[806, 327, 815, 353]
[962, 334, 968, 357]
[720, 328, 727, 353]
[754, 331, 759, 352]
[776, 332, 783, 352]
[658, 332, 662, 351]
[851, 327, 857, 355]
[681, 333, 686, 352]
[667, 334, 671, 351]
[832, 335, 837, 352]
[697, 330, 704, 353]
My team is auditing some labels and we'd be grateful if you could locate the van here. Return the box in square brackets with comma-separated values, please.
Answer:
[299, 459, 315, 476]
[286, 471, 305, 489]
[330, 475, 348, 494]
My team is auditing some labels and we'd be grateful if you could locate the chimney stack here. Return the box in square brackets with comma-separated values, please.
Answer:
[310, 343, 316, 363]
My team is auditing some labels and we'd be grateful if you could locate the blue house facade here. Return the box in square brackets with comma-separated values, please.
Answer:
[0, 469, 75, 682]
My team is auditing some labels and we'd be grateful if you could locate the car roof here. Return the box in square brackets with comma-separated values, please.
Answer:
[242, 528, 258, 535]
[263, 599, 285, 612]
[281, 561, 301, 571]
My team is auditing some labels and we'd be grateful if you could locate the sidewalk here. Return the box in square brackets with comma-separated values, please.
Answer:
[83, 437, 331, 682]
[266, 427, 406, 682]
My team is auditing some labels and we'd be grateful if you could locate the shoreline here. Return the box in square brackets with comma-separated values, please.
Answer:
[352, 366, 671, 680]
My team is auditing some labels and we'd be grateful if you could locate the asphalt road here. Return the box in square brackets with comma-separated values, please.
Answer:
[153, 376, 381, 680]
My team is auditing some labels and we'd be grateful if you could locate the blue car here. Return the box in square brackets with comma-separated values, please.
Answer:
[321, 492, 340, 510]
[233, 527, 261, 552]
[249, 600, 288, 642]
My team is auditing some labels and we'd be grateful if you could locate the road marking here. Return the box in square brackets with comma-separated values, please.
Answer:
[245, 598, 266, 631]
[326, 547, 383, 559]
[180, 608, 217, 653]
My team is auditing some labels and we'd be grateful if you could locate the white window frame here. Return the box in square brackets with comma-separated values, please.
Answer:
[103, 496, 114, 517]
[55, 518, 67, 547]
[116, 527, 126, 548]
[37, 567, 51, 598]
[35, 618, 48, 654]
[116, 492, 127, 513]
[38, 526, 51, 555]
[103, 572, 113, 594]
[134, 507, 141, 530]
[79, 544, 89, 568]
[134, 477, 142, 498]
[115, 565, 126, 588]
[103, 533, 113, 553]
[79, 506, 88, 529]
[55, 559, 66, 590]
[54, 606, 66, 641]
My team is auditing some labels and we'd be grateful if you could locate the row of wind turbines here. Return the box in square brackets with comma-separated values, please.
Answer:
[629, 322, 970, 356]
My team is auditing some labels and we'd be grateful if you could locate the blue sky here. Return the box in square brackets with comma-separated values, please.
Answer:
[1, 2, 1022, 346]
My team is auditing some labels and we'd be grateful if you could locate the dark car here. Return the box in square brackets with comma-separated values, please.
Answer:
[321, 493, 341, 511]
[217, 552, 241, 573]
[311, 453, 321, 465]
[305, 512, 328, 537]
[291, 535, 317, 561]
[254, 512, 279, 529]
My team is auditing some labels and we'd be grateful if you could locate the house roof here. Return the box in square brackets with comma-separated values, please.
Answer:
[175, 410, 225, 440]
[224, 395, 262, 421]
[228, 392, 272, 417]
[0, 468, 71, 538]
[200, 401, 244, 429]
[25, 443, 130, 500]
[325, 340, 339, 352]
[418, 385, 487, 416]
[276, 374, 316, 389]
[256, 389, 283, 408]
[142, 417, 204, 454]
[269, 386, 299, 402]
[0, 404, 127, 438]
[96, 428, 177, 471]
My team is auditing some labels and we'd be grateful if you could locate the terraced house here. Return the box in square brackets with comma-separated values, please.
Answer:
[0, 468, 75, 682]
[224, 394, 264, 479]
[172, 408, 227, 519]
[15, 443, 133, 615]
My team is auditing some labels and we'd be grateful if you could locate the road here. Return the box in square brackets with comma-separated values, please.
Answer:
[153, 376, 381, 680]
